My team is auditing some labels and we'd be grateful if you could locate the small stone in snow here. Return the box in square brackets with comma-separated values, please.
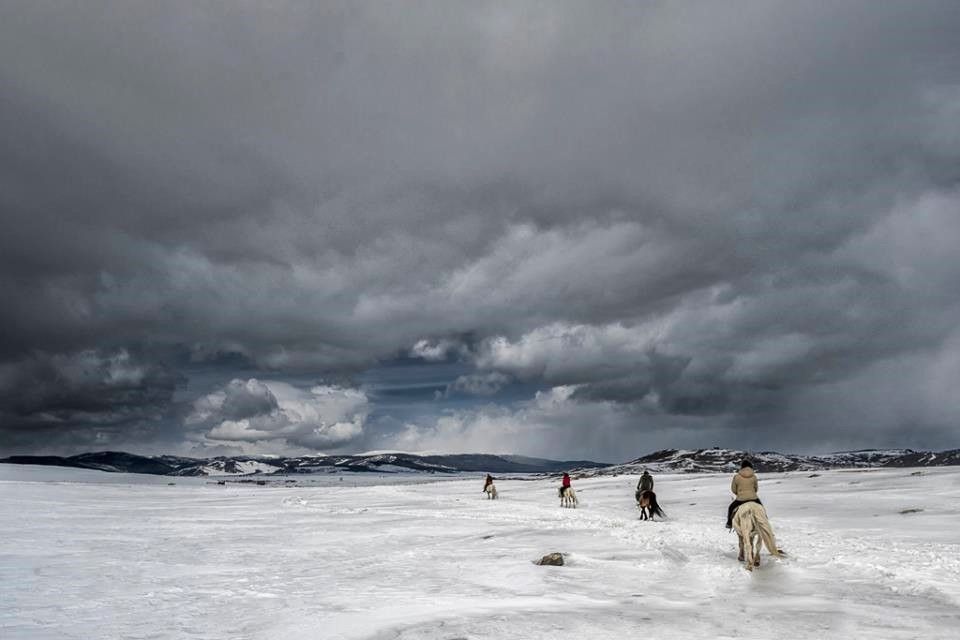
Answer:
[536, 552, 565, 566]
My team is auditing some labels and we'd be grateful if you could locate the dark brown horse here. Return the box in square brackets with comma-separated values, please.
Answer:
[635, 490, 665, 521]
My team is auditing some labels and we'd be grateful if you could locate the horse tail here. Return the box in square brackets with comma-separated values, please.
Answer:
[753, 507, 779, 555]
[651, 495, 666, 518]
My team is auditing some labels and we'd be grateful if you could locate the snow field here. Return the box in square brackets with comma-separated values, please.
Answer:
[1, 465, 959, 639]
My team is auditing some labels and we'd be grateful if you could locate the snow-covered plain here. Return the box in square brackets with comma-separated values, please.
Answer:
[2, 464, 959, 639]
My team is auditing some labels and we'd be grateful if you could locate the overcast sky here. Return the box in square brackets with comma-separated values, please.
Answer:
[2, 1, 959, 461]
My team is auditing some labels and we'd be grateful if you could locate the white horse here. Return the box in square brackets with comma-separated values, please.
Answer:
[560, 486, 578, 508]
[732, 501, 782, 571]
[484, 482, 498, 499]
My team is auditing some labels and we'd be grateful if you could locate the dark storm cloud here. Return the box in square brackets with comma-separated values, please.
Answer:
[0, 349, 182, 452]
[1, 1, 959, 457]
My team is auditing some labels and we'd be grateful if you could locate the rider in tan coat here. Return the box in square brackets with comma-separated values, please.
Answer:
[726, 459, 761, 528]
[731, 463, 758, 501]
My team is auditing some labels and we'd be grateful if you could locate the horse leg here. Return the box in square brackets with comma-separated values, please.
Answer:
[738, 535, 745, 562]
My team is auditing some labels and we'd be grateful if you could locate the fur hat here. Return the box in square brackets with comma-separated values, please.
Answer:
[740, 459, 753, 469]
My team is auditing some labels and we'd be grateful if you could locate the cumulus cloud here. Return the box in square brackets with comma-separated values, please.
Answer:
[444, 372, 512, 397]
[186, 379, 368, 451]
[410, 339, 471, 363]
[187, 378, 280, 423]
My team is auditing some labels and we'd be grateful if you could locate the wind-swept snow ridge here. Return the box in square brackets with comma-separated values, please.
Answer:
[0, 451, 608, 476]
[576, 447, 959, 477]
[3, 447, 958, 477]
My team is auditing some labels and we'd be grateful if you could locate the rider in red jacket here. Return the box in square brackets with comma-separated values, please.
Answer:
[559, 472, 571, 497]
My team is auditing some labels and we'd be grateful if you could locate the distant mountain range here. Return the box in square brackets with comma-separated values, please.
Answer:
[1, 447, 957, 477]
[580, 447, 960, 477]
[0, 451, 607, 476]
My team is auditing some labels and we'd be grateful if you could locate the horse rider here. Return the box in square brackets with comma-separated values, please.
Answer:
[726, 459, 761, 529]
[637, 469, 654, 494]
[482, 474, 494, 492]
[559, 472, 572, 497]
